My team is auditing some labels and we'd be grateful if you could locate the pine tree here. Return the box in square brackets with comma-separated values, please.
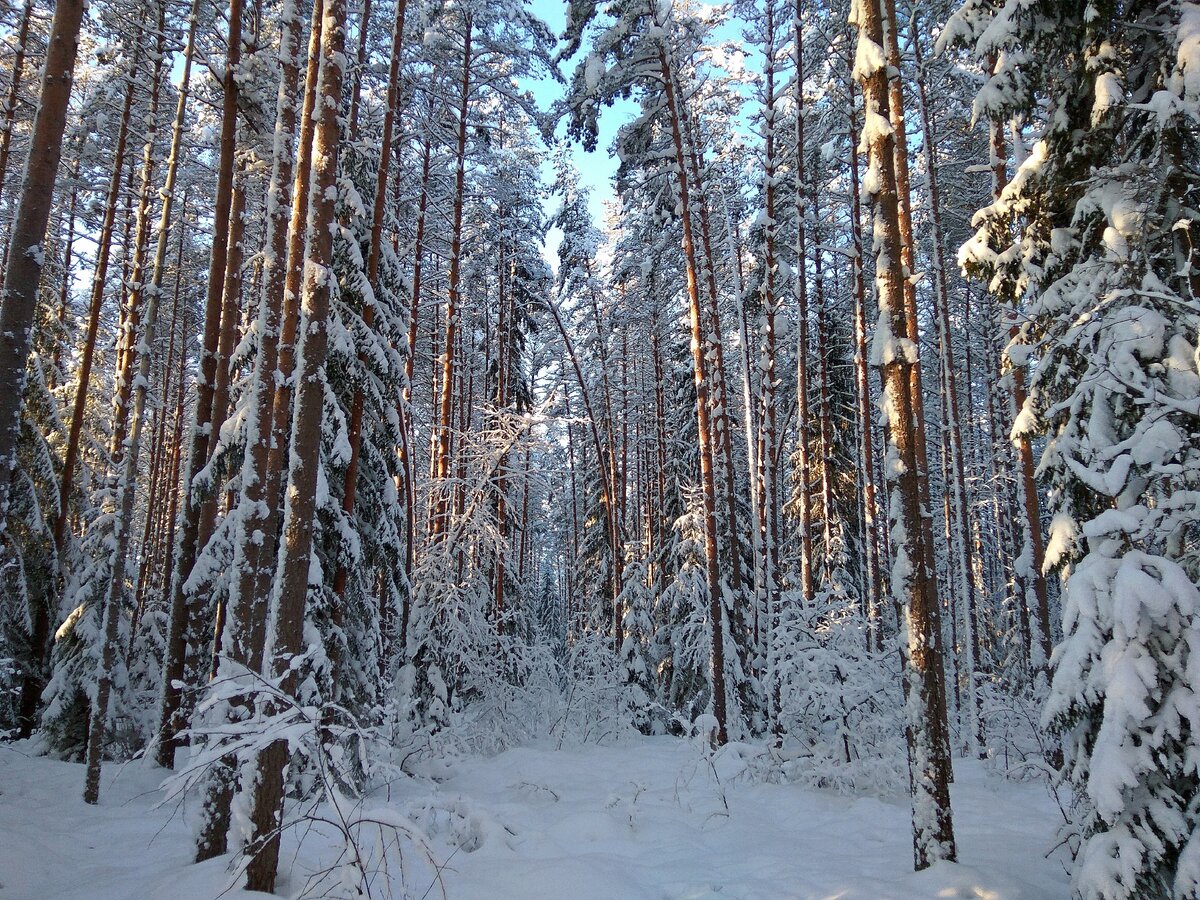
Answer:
[949, 0, 1200, 894]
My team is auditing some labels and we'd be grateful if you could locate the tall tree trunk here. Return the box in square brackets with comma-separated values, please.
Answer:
[879, 0, 951, 770]
[847, 80, 883, 650]
[223, 0, 313, 700]
[156, 0, 244, 772]
[431, 15, 472, 543]
[53, 29, 145, 555]
[49, 151, 82, 392]
[400, 123, 432, 582]
[812, 201, 836, 578]
[853, 0, 955, 868]
[792, 1, 815, 605]
[0, 0, 34, 209]
[130, 218, 188, 651]
[659, 39, 728, 747]
[913, 25, 983, 754]
[755, 0, 781, 718]
[986, 113, 1051, 672]
[198, 0, 317, 864]
[244, 0, 346, 882]
[84, 0, 171, 803]
[346, 0, 371, 141]
[676, 74, 743, 603]
[0, 0, 85, 731]
[203, 168, 249, 676]
[332, 0, 409, 601]
[18, 26, 141, 739]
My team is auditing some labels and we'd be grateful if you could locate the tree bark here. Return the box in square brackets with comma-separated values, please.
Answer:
[853, 0, 955, 868]
[84, 0, 171, 804]
[431, 14, 472, 543]
[332, 0, 409, 601]
[659, 40, 728, 747]
[846, 80, 883, 650]
[244, 0, 346, 883]
[0, 0, 34, 210]
[792, 2, 815, 606]
[156, 0, 244, 772]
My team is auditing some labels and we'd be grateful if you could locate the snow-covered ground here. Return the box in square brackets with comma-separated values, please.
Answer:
[0, 737, 1070, 899]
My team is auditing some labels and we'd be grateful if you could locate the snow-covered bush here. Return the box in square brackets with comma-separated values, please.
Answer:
[773, 591, 906, 795]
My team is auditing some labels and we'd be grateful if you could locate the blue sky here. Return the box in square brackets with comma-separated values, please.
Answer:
[523, 0, 632, 260]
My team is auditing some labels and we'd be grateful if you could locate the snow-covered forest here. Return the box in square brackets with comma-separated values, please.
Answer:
[0, 0, 1197, 895]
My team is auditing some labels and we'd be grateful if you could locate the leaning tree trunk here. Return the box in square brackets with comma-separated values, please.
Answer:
[853, 0, 956, 870]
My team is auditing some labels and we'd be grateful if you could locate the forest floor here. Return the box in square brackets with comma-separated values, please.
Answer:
[0, 735, 1070, 899]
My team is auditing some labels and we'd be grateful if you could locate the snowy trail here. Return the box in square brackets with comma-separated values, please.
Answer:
[0, 738, 1069, 899]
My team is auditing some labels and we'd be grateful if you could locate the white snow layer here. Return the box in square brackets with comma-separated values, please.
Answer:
[0, 737, 1070, 898]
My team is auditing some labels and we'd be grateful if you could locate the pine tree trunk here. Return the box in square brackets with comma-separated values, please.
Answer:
[53, 30, 145, 555]
[676, 79, 743, 602]
[0, 0, 34, 210]
[545, 296, 623, 647]
[879, 0, 951, 771]
[244, 0, 347, 882]
[156, 0, 244, 772]
[223, 0, 313, 696]
[49, 151, 82, 393]
[812, 204, 836, 578]
[0, 0, 85, 730]
[204, 169, 249, 677]
[756, 0, 781, 717]
[400, 125, 432, 582]
[986, 114, 1051, 671]
[432, 15, 472, 543]
[346, 0, 372, 141]
[853, 0, 955, 868]
[912, 26, 983, 754]
[332, 0, 408, 600]
[659, 42, 728, 747]
[846, 81, 883, 650]
[728, 207, 761, 666]
[493, 253, 510, 630]
[792, 3, 815, 606]
[84, 1, 171, 804]
[130, 230, 187, 651]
